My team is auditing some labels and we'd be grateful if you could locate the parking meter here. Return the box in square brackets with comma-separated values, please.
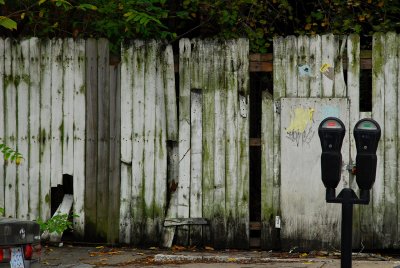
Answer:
[353, 119, 381, 190]
[318, 117, 346, 190]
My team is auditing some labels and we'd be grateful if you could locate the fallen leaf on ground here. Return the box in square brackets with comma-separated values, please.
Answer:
[96, 246, 104, 249]
[172, 245, 186, 251]
[205, 246, 214, 251]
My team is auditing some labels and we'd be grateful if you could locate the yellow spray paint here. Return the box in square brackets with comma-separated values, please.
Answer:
[286, 107, 315, 133]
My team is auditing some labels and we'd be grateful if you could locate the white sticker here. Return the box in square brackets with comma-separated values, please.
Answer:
[10, 247, 25, 268]
[275, 216, 281, 229]
[239, 95, 247, 118]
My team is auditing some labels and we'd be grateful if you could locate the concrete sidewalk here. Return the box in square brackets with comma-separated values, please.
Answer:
[39, 244, 400, 267]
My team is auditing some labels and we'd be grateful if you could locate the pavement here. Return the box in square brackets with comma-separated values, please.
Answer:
[37, 244, 400, 267]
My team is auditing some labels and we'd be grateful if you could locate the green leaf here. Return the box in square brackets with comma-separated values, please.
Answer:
[0, 17, 17, 30]
[0, 0, 5, 4]
[78, 4, 98, 11]
[38, 0, 47, 5]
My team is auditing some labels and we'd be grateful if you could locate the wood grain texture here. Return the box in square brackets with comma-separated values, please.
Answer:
[39, 39, 52, 221]
[119, 43, 133, 244]
[130, 40, 145, 245]
[371, 33, 385, 248]
[50, 38, 64, 187]
[0, 38, 4, 211]
[17, 40, 29, 220]
[382, 32, 398, 248]
[62, 38, 74, 176]
[177, 39, 191, 245]
[73, 38, 86, 236]
[5, 38, 17, 218]
[143, 40, 157, 244]
[28, 37, 41, 220]
[96, 38, 110, 240]
[84, 38, 98, 240]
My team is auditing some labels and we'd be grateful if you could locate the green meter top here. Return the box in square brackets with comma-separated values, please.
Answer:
[355, 120, 378, 130]
[353, 118, 381, 154]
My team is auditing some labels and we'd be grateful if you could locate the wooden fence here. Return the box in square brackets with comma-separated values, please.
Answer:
[1, 34, 400, 249]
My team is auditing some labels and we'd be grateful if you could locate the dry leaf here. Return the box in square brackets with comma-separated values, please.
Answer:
[205, 246, 214, 251]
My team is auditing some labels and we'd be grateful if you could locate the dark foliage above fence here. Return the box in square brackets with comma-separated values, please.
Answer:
[0, 0, 399, 53]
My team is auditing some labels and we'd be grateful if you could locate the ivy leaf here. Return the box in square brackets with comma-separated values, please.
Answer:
[0, 16, 17, 30]
[78, 4, 98, 11]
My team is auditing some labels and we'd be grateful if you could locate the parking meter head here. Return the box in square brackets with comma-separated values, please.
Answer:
[318, 117, 346, 189]
[354, 118, 381, 190]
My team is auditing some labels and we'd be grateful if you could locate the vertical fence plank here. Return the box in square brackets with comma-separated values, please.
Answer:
[371, 32, 385, 248]
[73, 39, 86, 235]
[212, 44, 227, 248]
[119, 43, 132, 244]
[397, 34, 400, 248]
[62, 39, 74, 176]
[190, 88, 203, 245]
[189, 40, 203, 245]
[130, 40, 145, 245]
[260, 91, 274, 249]
[39, 39, 52, 221]
[177, 39, 191, 245]
[108, 62, 121, 245]
[225, 41, 238, 248]
[347, 34, 362, 246]
[285, 36, 298, 97]
[163, 45, 178, 141]
[383, 32, 398, 248]
[50, 38, 63, 187]
[202, 41, 215, 246]
[154, 45, 167, 243]
[334, 36, 347, 98]
[17, 39, 30, 220]
[96, 39, 110, 240]
[28, 37, 40, 220]
[321, 34, 335, 97]
[5, 38, 17, 218]
[85, 38, 98, 240]
[268, 36, 286, 249]
[0, 38, 4, 211]
[309, 35, 322, 97]
[162, 42, 179, 243]
[236, 38, 250, 248]
[143, 40, 157, 244]
[297, 36, 310, 97]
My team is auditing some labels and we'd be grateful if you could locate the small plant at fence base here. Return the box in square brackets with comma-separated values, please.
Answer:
[0, 143, 23, 165]
[37, 213, 79, 235]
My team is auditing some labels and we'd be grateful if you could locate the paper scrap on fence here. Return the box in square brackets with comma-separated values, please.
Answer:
[320, 63, 334, 80]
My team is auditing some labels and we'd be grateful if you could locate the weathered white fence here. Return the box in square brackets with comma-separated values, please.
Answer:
[0, 38, 86, 233]
[2, 34, 400, 249]
[119, 39, 250, 248]
[263, 32, 400, 250]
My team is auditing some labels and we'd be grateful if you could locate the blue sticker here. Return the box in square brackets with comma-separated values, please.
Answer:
[322, 106, 340, 119]
[298, 64, 312, 77]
